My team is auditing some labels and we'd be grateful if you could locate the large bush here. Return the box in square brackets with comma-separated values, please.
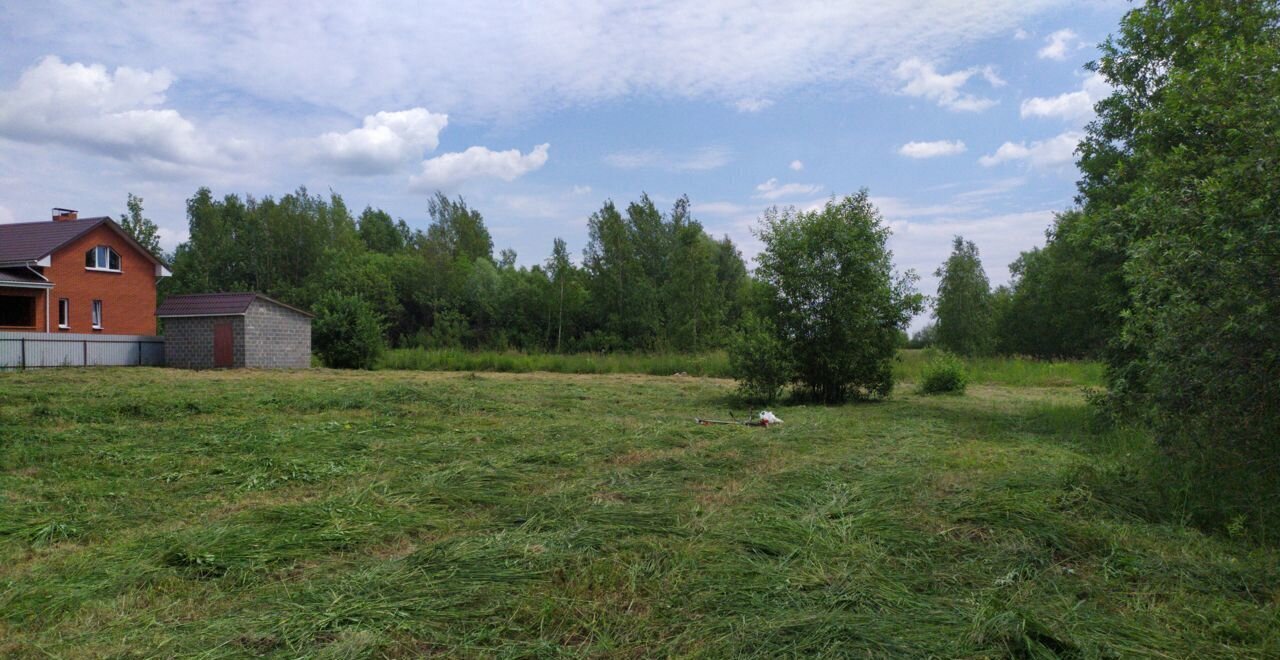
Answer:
[727, 314, 792, 403]
[740, 192, 922, 403]
[312, 293, 386, 369]
[1077, 0, 1280, 537]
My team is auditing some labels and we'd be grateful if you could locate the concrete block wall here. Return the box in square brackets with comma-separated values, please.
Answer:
[163, 316, 244, 369]
[244, 300, 311, 368]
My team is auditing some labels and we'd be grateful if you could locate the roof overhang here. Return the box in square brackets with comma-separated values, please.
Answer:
[0, 281, 54, 290]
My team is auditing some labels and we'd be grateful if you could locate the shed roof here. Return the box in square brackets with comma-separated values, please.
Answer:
[156, 292, 313, 318]
[0, 216, 167, 267]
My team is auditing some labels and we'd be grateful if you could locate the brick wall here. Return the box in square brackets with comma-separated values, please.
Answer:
[163, 316, 244, 369]
[46, 224, 159, 335]
[244, 300, 311, 368]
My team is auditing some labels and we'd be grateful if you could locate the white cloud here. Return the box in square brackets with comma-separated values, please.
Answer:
[4, 2, 1078, 121]
[156, 225, 190, 253]
[0, 204, 15, 224]
[898, 139, 967, 159]
[754, 177, 822, 200]
[410, 143, 549, 190]
[572, 185, 592, 195]
[313, 108, 448, 174]
[789, 159, 804, 171]
[604, 146, 730, 172]
[1037, 28, 1080, 60]
[734, 98, 774, 113]
[895, 58, 1003, 112]
[1020, 72, 1109, 124]
[1014, 28, 1031, 40]
[979, 131, 1081, 169]
[0, 56, 224, 166]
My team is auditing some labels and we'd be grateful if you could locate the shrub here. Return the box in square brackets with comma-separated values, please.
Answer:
[728, 314, 792, 403]
[919, 352, 967, 395]
[749, 192, 923, 403]
[312, 293, 386, 369]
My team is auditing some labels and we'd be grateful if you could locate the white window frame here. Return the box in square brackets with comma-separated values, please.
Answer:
[92, 299, 103, 330]
[85, 245, 122, 272]
[58, 298, 69, 329]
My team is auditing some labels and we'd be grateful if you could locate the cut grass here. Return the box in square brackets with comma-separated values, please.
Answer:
[0, 367, 1274, 657]
[377, 348, 1106, 389]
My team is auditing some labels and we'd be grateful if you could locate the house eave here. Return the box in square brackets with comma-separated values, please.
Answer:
[155, 313, 247, 319]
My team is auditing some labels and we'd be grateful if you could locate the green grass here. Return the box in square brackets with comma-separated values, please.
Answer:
[378, 348, 1105, 389]
[1, 367, 1274, 657]
[896, 348, 1105, 388]
[377, 348, 735, 377]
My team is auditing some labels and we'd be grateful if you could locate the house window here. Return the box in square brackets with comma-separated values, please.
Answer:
[0, 295, 36, 327]
[58, 298, 69, 329]
[85, 246, 121, 271]
[92, 300, 103, 329]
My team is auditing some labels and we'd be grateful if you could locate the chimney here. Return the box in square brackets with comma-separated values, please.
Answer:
[52, 207, 78, 222]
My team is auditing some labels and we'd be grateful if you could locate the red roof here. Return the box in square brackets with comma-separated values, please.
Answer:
[156, 292, 313, 318]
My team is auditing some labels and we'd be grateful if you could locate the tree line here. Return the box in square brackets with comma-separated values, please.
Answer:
[148, 189, 749, 357]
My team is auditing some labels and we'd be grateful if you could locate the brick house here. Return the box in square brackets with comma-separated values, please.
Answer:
[0, 209, 170, 335]
[156, 293, 312, 369]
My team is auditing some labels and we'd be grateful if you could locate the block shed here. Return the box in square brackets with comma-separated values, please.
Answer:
[157, 293, 312, 369]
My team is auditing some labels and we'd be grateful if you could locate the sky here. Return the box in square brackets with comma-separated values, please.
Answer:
[0, 1, 1129, 331]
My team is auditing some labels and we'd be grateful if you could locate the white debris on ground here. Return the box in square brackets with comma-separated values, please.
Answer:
[758, 411, 783, 425]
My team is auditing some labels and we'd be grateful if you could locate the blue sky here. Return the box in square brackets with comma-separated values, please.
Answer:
[0, 1, 1129, 330]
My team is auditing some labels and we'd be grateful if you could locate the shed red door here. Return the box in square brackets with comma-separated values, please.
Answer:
[213, 322, 233, 368]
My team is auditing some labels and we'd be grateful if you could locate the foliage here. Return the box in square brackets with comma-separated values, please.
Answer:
[933, 236, 994, 356]
[118, 193, 163, 259]
[907, 323, 937, 349]
[1076, 0, 1280, 537]
[918, 351, 968, 395]
[356, 206, 410, 254]
[378, 348, 734, 377]
[1, 368, 1276, 656]
[994, 211, 1116, 358]
[311, 292, 386, 369]
[727, 314, 792, 402]
[751, 192, 922, 403]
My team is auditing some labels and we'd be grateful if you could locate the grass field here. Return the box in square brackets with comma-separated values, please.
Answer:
[1, 367, 1276, 657]
[377, 348, 1107, 389]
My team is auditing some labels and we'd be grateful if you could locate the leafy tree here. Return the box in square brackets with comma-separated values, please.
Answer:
[312, 292, 386, 369]
[546, 238, 586, 352]
[666, 221, 721, 351]
[748, 192, 922, 403]
[119, 193, 163, 259]
[583, 200, 645, 346]
[357, 206, 409, 254]
[424, 192, 492, 262]
[1078, 0, 1280, 535]
[995, 211, 1114, 358]
[932, 236, 994, 356]
[908, 323, 937, 349]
